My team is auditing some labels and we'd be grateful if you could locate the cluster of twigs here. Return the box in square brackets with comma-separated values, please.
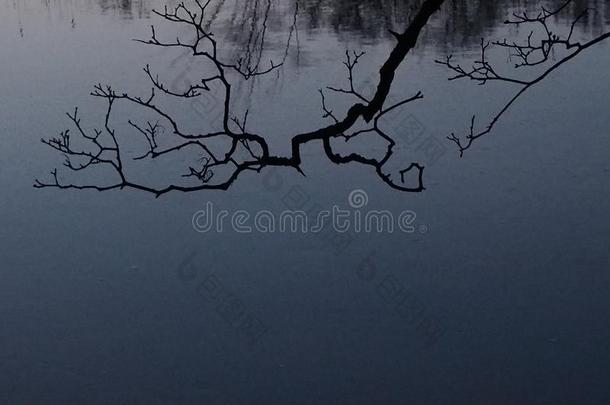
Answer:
[435, 0, 610, 156]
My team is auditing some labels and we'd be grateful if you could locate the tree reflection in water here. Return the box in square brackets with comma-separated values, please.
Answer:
[28, 0, 610, 48]
[34, 0, 610, 196]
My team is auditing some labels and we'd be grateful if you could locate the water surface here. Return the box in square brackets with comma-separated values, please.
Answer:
[1, 1, 610, 403]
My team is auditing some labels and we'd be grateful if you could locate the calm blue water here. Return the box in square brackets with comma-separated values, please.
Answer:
[1, 0, 610, 403]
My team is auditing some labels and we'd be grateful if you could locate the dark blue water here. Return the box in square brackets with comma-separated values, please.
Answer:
[1, 0, 610, 403]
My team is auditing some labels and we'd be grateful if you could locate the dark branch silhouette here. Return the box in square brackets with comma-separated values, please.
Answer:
[35, 0, 609, 196]
[436, 0, 610, 156]
[35, 0, 446, 196]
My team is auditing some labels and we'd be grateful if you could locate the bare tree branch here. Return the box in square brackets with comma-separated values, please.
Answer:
[36, 0, 447, 196]
[35, 0, 609, 195]
[436, 0, 610, 157]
